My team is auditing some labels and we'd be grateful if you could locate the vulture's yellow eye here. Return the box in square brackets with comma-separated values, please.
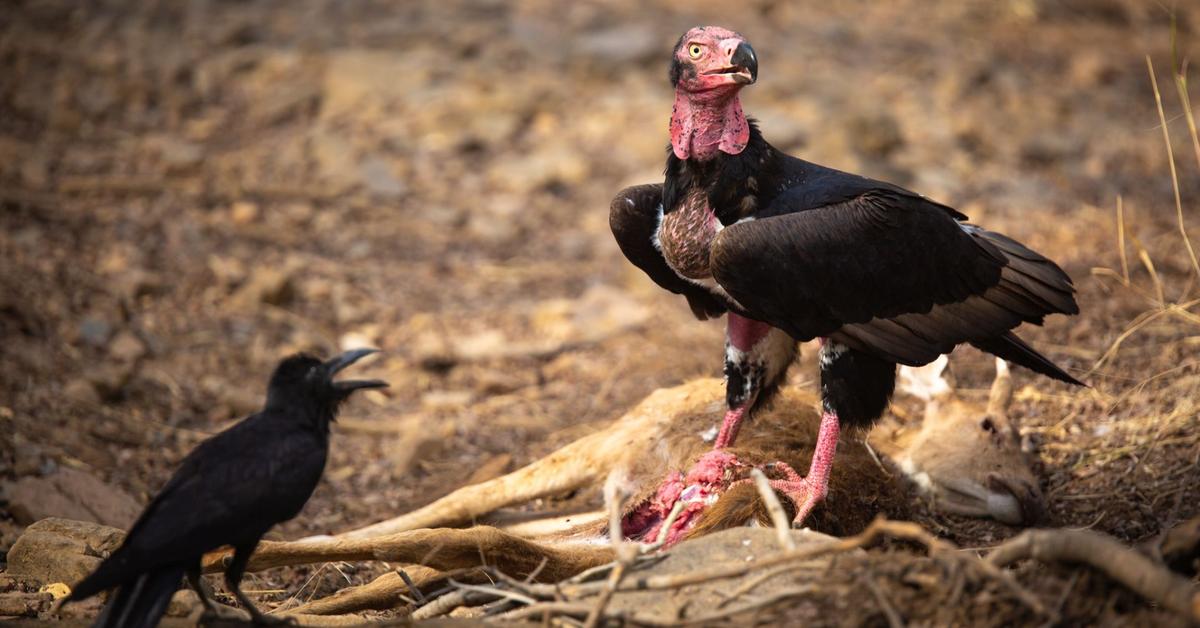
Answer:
[688, 44, 703, 59]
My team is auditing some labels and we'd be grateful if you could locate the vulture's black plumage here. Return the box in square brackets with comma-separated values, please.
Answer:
[610, 26, 1080, 527]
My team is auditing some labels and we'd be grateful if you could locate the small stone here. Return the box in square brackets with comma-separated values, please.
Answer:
[107, 331, 146, 363]
[452, 330, 510, 361]
[85, 363, 137, 400]
[338, 330, 378, 353]
[230, 267, 296, 308]
[420, 389, 474, 410]
[63, 379, 101, 405]
[157, 137, 204, 174]
[77, 318, 112, 348]
[230, 200, 260, 225]
[207, 254, 248, 288]
[250, 81, 320, 127]
[40, 582, 71, 600]
[166, 589, 200, 617]
[283, 201, 314, 224]
[115, 269, 166, 300]
[359, 156, 406, 198]
[413, 332, 456, 372]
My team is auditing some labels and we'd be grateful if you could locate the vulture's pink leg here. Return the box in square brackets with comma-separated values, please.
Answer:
[715, 313, 773, 449]
[764, 409, 840, 525]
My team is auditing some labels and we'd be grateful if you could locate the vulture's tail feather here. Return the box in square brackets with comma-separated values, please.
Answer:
[971, 332, 1084, 387]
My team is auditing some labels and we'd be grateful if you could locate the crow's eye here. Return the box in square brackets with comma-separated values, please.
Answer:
[688, 44, 703, 59]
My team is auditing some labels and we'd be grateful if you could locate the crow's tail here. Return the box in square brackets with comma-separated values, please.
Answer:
[87, 566, 184, 628]
[971, 332, 1084, 386]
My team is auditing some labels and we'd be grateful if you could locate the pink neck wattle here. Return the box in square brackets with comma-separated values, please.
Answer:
[670, 90, 750, 161]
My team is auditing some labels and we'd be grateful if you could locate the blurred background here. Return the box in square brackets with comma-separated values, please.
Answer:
[2, 0, 1199, 618]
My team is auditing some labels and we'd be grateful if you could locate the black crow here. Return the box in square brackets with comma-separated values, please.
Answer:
[610, 26, 1080, 535]
[63, 349, 388, 627]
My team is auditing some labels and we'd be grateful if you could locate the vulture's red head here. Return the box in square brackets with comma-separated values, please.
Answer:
[668, 27, 757, 161]
[669, 27, 757, 97]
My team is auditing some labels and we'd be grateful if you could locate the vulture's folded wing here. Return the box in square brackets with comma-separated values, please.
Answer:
[711, 189, 1079, 381]
[610, 183, 728, 319]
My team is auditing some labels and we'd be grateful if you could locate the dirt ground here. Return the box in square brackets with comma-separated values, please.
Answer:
[2, 0, 1200, 625]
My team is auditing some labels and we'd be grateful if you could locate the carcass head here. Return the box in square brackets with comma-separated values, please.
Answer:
[893, 357, 1047, 525]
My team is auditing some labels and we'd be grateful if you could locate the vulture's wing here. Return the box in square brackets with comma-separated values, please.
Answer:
[610, 183, 727, 319]
[711, 189, 1080, 381]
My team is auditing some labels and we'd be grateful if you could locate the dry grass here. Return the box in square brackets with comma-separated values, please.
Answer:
[2, 1, 1200, 625]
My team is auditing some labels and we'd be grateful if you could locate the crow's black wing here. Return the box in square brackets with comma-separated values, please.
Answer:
[610, 183, 727, 319]
[69, 414, 326, 599]
[711, 189, 1078, 378]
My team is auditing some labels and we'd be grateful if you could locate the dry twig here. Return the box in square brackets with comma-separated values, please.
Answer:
[750, 468, 796, 550]
[988, 527, 1200, 622]
[865, 575, 905, 628]
[582, 480, 637, 628]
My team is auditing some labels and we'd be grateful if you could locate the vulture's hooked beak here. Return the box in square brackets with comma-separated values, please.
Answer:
[705, 41, 758, 85]
[323, 348, 389, 392]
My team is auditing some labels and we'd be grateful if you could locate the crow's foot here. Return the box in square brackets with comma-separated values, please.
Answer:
[199, 603, 250, 624]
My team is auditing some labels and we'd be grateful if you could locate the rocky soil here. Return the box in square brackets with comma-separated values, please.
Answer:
[2, 0, 1200, 625]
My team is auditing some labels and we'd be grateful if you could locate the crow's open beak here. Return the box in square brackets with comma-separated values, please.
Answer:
[323, 348, 389, 392]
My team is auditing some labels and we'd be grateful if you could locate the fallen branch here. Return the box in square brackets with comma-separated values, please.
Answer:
[410, 589, 497, 621]
[285, 565, 449, 616]
[988, 527, 1200, 621]
[1154, 515, 1200, 575]
[201, 527, 612, 583]
[557, 517, 1038, 613]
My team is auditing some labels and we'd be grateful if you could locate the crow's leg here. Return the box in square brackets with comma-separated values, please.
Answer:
[765, 340, 895, 525]
[226, 542, 294, 625]
[188, 567, 220, 613]
[192, 566, 246, 624]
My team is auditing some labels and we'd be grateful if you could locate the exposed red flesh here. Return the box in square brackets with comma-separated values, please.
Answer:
[621, 450, 743, 547]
